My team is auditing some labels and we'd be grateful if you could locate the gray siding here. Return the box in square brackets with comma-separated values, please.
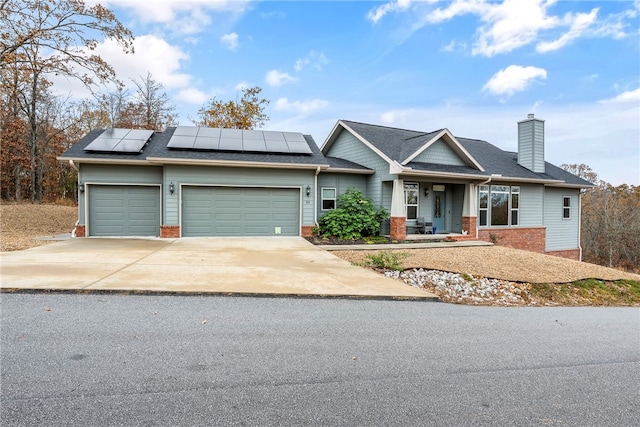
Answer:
[164, 165, 315, 226]
[518, 184, 544, 227]
[544, 187, 580, 251]
[517, 119, 545, 173]
[79, 164, 162, 223]
[317, 173, 367, 218]
[325, 130, 390, 207]
[412, 139, 466, 166]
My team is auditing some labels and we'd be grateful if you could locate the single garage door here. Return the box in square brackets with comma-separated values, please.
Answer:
[88, 185, 160, 236]
[182, 186, 300, 236]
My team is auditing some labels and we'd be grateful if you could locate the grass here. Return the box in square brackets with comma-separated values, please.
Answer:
[530, 279, 640, 306]
[359, 251, 409, 271]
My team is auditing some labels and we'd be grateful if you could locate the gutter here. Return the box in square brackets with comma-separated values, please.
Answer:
[146, 157, 329, 171]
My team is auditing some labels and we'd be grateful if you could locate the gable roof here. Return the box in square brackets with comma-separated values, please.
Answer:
[59, 127, 329, 170]
[322, 120, 483, 171]
[322, 119, 593, 188]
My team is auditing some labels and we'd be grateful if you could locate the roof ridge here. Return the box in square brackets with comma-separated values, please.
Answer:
[340, 119, 439, 135]
[403, 130, 444, 141]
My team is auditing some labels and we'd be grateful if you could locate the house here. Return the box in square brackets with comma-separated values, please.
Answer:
[58, 115, 592, 260]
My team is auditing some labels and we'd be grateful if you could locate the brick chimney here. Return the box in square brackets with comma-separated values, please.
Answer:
[517, 113, 545, 173]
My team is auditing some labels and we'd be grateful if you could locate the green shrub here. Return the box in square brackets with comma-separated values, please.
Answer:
[317, 188, 389, 240]
[361, 251, 409, 271]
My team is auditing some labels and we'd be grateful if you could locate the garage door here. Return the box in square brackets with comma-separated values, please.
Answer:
[88, 185, 160, 236]
[182, 186, 300, 236]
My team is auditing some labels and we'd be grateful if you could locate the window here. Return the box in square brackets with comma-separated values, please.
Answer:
[479, 185, 489, 227]
[563, 196, 571, 219]
[321, 188, 336, 210]
[490, 185, 510, 226]
[478, 185, 520, 227]
[404, 182, 419, 220]
[511, 186, 520, 225]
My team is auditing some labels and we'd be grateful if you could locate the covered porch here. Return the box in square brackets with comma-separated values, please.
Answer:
[385, 177, 482, 241]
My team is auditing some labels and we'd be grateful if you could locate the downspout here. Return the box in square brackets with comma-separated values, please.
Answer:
[475, 177, 492, 239]
[68, 160, 80, 237]
[314, 166, 321, 227]
[578, 191, 583, 261]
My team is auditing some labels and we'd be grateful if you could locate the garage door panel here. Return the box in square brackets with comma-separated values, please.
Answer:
[89, 186, 160, 237]
[182, 186, 300, 237]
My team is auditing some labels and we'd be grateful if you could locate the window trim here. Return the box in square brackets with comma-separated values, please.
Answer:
[562, 196, 571, 219]
[478, 185, 520, 227]
[321, 187, 336, 211]
[404, 182, 419, 220]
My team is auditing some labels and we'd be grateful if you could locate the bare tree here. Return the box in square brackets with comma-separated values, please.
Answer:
[0, 0, 134, 202]
[118, 72, 177, 131]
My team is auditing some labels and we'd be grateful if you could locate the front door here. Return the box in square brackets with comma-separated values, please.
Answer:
[432, 191, 446, 233]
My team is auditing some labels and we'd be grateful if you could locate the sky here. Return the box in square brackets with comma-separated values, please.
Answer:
[63, 0, 639, 185]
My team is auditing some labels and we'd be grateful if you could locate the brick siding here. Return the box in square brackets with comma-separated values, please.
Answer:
[546, 249, 581, 261]
[75, 225, 86, 237]
[389, 216, 407, 240]
[160, 225, 180, 238]
[461, 216, 477, 239]
[301, 226, 314, 237]
[478, 227, 546, 253]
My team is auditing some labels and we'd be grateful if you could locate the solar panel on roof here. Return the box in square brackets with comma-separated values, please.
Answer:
[167, 135, 196, 148]
[166, 127, 311, 155]
[243, 137, 267, 152]
[193, 136, 219, 150]
[197, 127, 220, 138]
[85, 128, 153, 153]
[264, 139, 290, 153]
[173, 126, 199, 136]
[85, 137, 121, 151]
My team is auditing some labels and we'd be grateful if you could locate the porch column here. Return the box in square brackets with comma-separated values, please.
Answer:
[389, 178, 406, 240]
[462, 183, 478, 238]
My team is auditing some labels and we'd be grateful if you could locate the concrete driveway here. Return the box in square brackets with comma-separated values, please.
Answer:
[0, 237, 436, 299]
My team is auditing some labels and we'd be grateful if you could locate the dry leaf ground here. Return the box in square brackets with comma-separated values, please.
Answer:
[1, 203, 77, 252]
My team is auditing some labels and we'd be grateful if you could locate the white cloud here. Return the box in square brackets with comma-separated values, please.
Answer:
[293, 51, 330, 72]
[600, 88, 640, 104]
[483, 65, 548, 97]
[274, 98, 328, 114]
[375, 0, 631, 57]
[99, 34, 191, 89]
[380, 110, 409, 124]
[49, 33, 193, 102]
[93, 0, 249, 27]
[536, 8, 599, 53]
[234, 81, 251, 91]
[265, 70, 298, 87]
[175, 88, 209, 105]
[368, 0, 414, 24]
[220, 32, 239, 50]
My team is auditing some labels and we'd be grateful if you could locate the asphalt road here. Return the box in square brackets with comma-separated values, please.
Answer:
[1, 294, 638, 426]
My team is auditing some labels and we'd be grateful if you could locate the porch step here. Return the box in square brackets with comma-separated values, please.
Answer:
[318, 240, 493, 251]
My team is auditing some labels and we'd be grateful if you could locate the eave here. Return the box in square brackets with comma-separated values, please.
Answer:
[146, 157, 329, 170]
[323, 167, 375, 175]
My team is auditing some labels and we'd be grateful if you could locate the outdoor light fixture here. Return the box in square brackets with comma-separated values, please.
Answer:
[79, 183, 84, 193]
[424, 189, 429, 197]
[306, 185, 311, 197]
[169, 182, 175, 194]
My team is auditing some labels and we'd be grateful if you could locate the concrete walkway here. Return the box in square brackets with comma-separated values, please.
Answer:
[0, 237, 437, 300]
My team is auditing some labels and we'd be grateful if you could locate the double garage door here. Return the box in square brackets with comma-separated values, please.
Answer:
[88, 185, 160, 237]
[182, 186, 300, 237]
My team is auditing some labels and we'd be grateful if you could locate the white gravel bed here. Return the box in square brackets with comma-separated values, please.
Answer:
[385, 268, 532, 305]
